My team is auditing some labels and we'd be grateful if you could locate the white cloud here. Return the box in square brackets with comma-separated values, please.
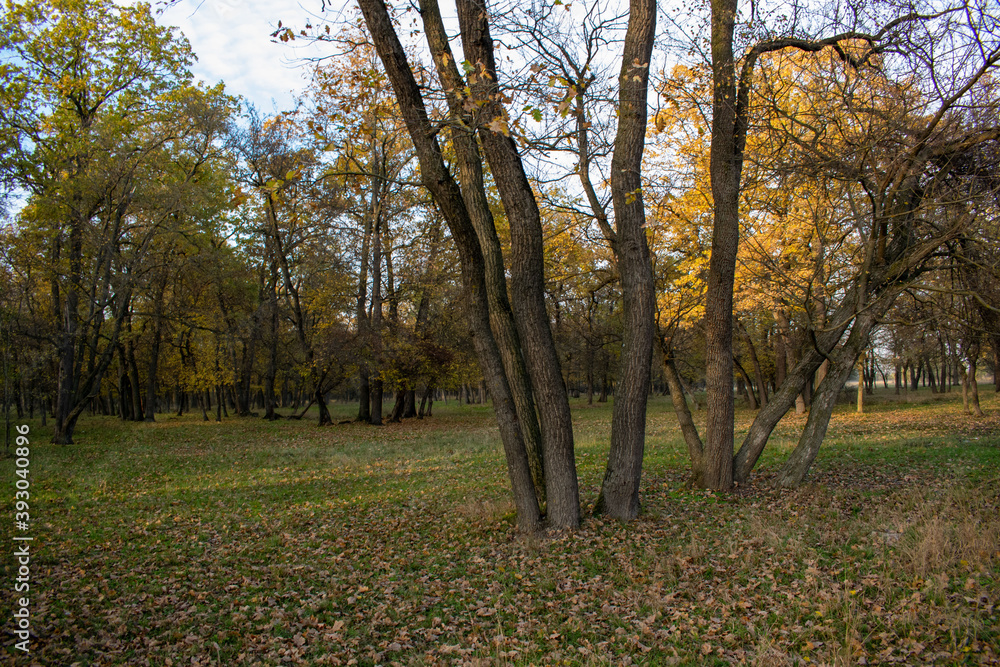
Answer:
[158, 0, 335, 112]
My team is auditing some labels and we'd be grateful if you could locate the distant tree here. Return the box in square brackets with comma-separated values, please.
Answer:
[0, 0, 234, 442]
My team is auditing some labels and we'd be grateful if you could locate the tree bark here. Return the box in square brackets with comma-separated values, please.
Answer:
[357, 0, 542, 531]
[702, 0, 741, 489]
[456, 0, 579, 527]
[733, 286, 861, 483]
[593, 0, 657, 521]
[659, 336, 705, 485]
[419, 0, 545, 504]
[776, 305, 883, 487]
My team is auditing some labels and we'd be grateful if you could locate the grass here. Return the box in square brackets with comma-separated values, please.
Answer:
[1, 388, 998, 666]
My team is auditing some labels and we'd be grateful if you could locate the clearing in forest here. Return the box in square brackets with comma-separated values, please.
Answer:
[2, 390, 998, 665]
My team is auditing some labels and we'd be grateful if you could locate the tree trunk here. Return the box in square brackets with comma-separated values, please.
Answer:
[701, 0, 743, 489]
[403, 390, 417, 419]
[926, 357, 938, 393]
[593, 0, 657, 521]
[420, 0, 545, 503]
[390, 389, 406, 422]
[356, 201, 373, 423]
[733, 283, 864, 483]
[357, 0, 542, 530]
[456, 0, 579, 527]
[418, 384, 434, 419]
[317, 387, 332, 426]
[965, 346, 984, 417]
[659, 336, 705, 485]
[775, 306, 881, 487]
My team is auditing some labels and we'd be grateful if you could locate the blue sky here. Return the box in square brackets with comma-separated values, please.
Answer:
[157, 0, 346, 113]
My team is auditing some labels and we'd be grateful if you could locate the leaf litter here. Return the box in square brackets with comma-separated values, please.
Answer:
[2, 394, 998, 665]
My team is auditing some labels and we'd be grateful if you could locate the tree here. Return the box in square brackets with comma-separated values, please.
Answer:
[745, 22, 1000, 486]
[431, 0, 658, 520]
[1, 0, 234, 442]
[353, 0, 545, 530]
[660, 0, 1000, 488]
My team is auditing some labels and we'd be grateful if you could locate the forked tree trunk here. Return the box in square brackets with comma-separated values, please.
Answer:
[775, 305, 883, 487]
[420, 0, 545, 504]
[357, 0, 542, 531]
[733, 284, 863, 483]
[456, 0, 579, 527]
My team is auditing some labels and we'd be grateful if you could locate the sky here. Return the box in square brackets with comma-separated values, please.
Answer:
[157, 0, 351, 113]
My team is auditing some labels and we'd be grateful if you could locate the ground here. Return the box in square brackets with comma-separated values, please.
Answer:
[1, 388, 998, 666]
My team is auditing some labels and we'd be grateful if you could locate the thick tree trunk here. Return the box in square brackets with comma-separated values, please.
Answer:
[420, 0, 546, 503]
[593, 0, 657, 521]
[403, 389, 417, 419]
[418, 384, 434, 419]
[357, 0, 542, 530]
[702, 0, 742, 489]
[964, 347, 984, 417]
[456, 0, 579, 527]
[316, 387, 332, 426]
[389, 389, 406, 422]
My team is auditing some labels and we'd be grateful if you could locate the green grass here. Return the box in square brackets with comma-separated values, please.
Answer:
[1, 388, 998, 665]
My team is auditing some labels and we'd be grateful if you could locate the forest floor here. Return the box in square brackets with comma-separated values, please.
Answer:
[1, 388, 998, 666]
